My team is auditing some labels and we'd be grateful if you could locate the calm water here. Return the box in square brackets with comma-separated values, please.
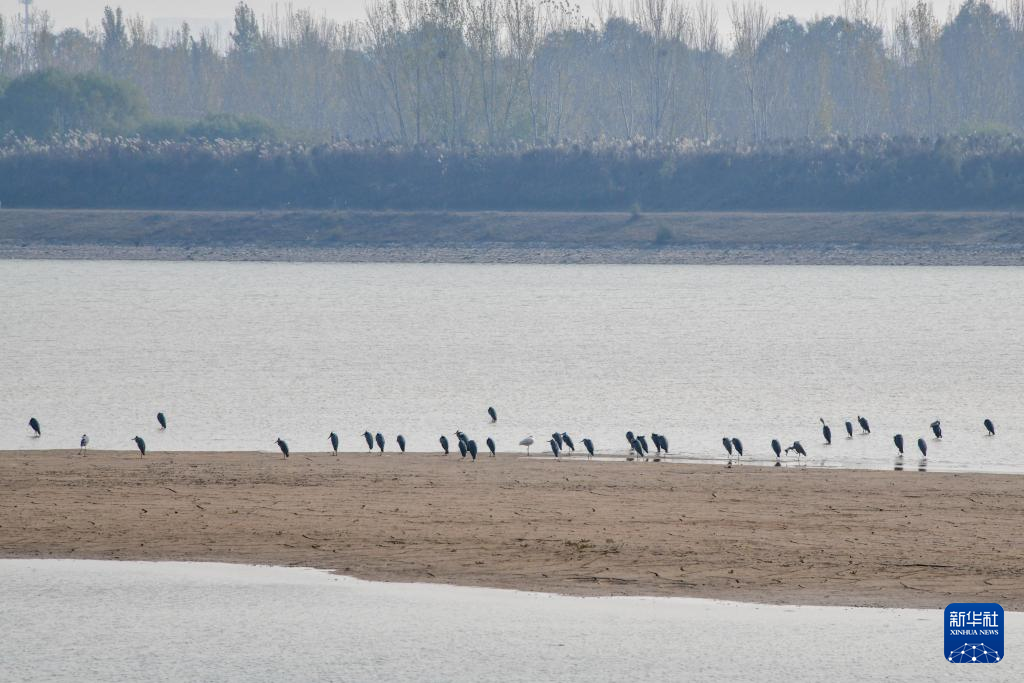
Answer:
[1, 261, 1021, 472]
[1, 560, 1019, 682]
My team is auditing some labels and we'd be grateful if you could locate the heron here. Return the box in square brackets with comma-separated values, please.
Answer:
[625, 431, 635, 446]
[930, 420, 942, 439]
[893, 433, 904, 456]
[486, 437, 496, 457]
[440, 435, 450, 455]
[274, 437, 288, 458]
[549, 438, 561, 458]
[561, 433, 575, 453]
[375, 432, 385, 454]
[456, 430, 468, 445]
[397, 434, 406, 453]
[917, 437, 927, 458]
[652, 433, 662, 455]
[582, 438, 595, 459]
[637, 435, 650, 455]
[519, 435, 535, 455]
[467, 440, 478, 461]
[845, 421, 854, 438]
[488, 406, 497, 423]
[458, 439, 468, 458]
[785, 441, 806, 458]
[820, 418, 832, 445]
[722, 437, 733, 457]
[157, 412, 167, 430]
[657, 434, 669, 454]
[731, 438, 744, 461]
[329, 432, 339, 455]
[133, 436, 147, 457]
[771, 439, 782, 459]
[28, 417, 40, 437]
[857, 415, 870, 434]
[984, 418, 995, 436]
[79, 434, 89, 455]
[363, 431, 374, 452]
[630, 438, 645, 459]
[552, 432, 563, 449]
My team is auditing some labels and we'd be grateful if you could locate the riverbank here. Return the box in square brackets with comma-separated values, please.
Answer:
[1, 209, 1023, 264]
[1, 450, 1020, 609]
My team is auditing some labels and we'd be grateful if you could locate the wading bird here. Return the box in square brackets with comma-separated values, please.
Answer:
[29, 417, 40, 437]
[363, 431, 374, 452]
[917, 438, 928, 458]
[397, 434, 406, 453]
[652, 433, 662, 455]
[549, 438, 561, 458]
[486, 437, 496, 457]
[582, 438, 595, 459]
[893, 433, 904, 456]
[329, 432, 339, 455]
[984, 418, 996, 436]
[731, 438, 743, 458]
[552, 432, 563, 449]
[467, 440, 478, 460]
[561, 433, 575, 453]
[820, 419, 832, 445]
[722, 437, 733, 457]
[630, 438, 645, 459]
[637, 435, 650, 455]
[845, 421, 854, 438]
[930, 420, 942, 439]
[375, 432, 385, 454]
[519, 435, 535, 455]
[488, 406, 497, 422]
[857, 416, 871, 434]
[456, 430, 468, 445]
[133, 436, 147, 457]
[440, 435, 450, 455]
[458, 439, 468, 458]
[771, 439, 782, 459]
[79, 434, 89, 455]
[626, 431, 635, 446]
[785, 441, 806, 458]
[157, 412, 167, 430]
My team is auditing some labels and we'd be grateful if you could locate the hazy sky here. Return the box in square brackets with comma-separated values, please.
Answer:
[19, 1, 843, 31]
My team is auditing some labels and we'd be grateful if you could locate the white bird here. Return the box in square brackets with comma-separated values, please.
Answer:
[519, 436, 535, 455]
[78, 434, 89, 455]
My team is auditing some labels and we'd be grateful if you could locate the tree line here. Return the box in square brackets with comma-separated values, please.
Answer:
[0, 1, 1023, 143]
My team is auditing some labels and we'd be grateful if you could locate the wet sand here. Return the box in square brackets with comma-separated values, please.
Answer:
[1, 450, 1021, 608]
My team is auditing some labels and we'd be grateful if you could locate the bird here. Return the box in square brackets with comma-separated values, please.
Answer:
[857, 415, 870, 434]
[79, 434, 89, 455]
[659, 434, 669, 454]
[630, 438, 645, 459]
[930, 420, 942, 439]
[893, 434, 904, 456]
[652, 433, 663, 455]
[731, 438, 743, 457]
[625, 431, 635, 446]
[439, 435, 450, 455]
[397, 434, 406, 453]
[552, 432, 563, 449]
[456, 430, 468, 445]
[157, 412, 167, 430]
[375, 432, 385, 454]
[917, 437, 928, 458]
[637, 435, 650, 455]
[549, 438, 561, 458]
[820, 418, 832, 445]
[329, 432, 339, 455]
[133, 436, 147, 457]
[582, 438, 595, 459]
[467, 440, 478, 461]
[785, 441, 806, 458]
[274, 438, 288, 458]
[984, 418, 995, 436]
[486, 437, 496, 457]
[561, 433, 575, 453]
[722, 437, 733, 457]
[363, 431, 374, 452]
[845, 421, 854, 438]
[458, 439, 468, 458]
[519, 436, 534, 455]
[771, 439, 782, 459]
[488, 406, 497, 422]
[28, 417, 41, 437]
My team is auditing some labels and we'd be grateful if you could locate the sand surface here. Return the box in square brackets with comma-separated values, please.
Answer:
[1, 450, 1021, 608]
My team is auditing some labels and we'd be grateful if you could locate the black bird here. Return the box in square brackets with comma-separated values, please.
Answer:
[157, 412, 167, 430]
[486, 437, 496, 457]
[79, 434, 89, 455]
[440, 435, 450, 455]
[625, 431, 635, 446]
[893, 433, 904, 456]
[488, 406, 497, 422]
[658, 434, 669, 454]
[785, 441, 806, 458]
[28, 417, 40, 437]
[134, 436, 147, 457]
[637, 435, 650, 454]
[722, 437, 733, 456]
[845, 421, 854, 438]
[930, 420, 942, 439]
[984, 419, 995, 436]
[630, 438, 645, 459]
[456, 430, 468, 445]
[549, 438, 561, 458]
[274, 438, 288, 458]
[820, 419, 832, 445]
[552, 432, 563, 449]
[561, 433, 575, 453]
[771, 439, 782, 459]
[329, 432, 339, 455]
[731, 438, 743, 460]
[363, 431, 374, 452]
[375, 432, 385, 454]
[582, 438, 595, 458]
[458, 439, 468, 458]
[397, 434, 406, 453]
[467, 440, 478, 461]
[652, 433, 663, 455]
[857, 415, 870, 434]
[917, 437, 928, 458]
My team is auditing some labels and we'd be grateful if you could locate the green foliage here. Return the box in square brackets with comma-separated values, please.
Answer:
[0, 70, 144, 138]
[186, 113, 277, 141]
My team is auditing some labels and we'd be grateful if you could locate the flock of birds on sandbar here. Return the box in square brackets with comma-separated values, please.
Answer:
[16, 405, 1000, 468]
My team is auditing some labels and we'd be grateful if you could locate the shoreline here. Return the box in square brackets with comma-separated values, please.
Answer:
[3, 450, 1022, 610]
